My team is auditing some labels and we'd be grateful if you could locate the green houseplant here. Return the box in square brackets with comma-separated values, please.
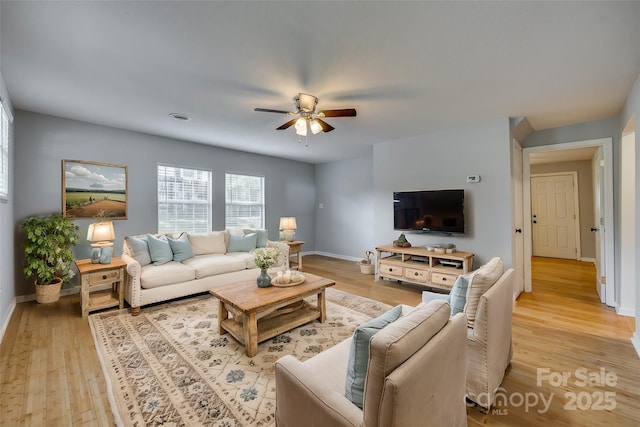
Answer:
[21, 213, 79, 303]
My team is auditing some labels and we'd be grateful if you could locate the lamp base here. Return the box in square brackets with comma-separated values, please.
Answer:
[282, 230, 295, 242]
[90, 242, 114, 264]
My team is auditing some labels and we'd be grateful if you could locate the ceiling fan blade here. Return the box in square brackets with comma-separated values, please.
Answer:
[276, 119, 297, 130]
[318, 108, 357, 117]
[315, 118, 335, 133]
[255, 108, 295, 114]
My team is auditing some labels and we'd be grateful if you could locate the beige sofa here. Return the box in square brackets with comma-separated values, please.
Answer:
[121, 229, 289, 315]
[275, 300, 468, 427]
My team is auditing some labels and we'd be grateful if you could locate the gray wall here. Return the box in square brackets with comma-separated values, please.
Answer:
[13, 110, 316, 297]
[314, 151, 375, 260]
[0, 69, 15, 338]
[530, 160, 595, 259]
[373, 118, 513, 268]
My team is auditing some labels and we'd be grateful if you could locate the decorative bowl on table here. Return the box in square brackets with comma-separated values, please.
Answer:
[272, 272, 305, 287]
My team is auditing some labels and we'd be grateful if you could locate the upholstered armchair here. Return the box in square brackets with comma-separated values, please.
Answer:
[422, 259, 515, 412]
[274, 300, 468, 427]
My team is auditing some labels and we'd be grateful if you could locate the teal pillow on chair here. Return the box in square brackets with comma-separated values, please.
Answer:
[449, 273, 472, 316]
[147, 234, 173, 266]
[168, 234, 194, 262]
[345, 305, 403, 408]
[228, 233, 258, 252]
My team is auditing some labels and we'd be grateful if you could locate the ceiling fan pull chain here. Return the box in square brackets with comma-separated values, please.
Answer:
[305, 135, 309, 147]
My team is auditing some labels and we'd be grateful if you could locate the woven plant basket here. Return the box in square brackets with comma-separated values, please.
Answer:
[35, 278, 63, 304]
[358, 262, 375, 275]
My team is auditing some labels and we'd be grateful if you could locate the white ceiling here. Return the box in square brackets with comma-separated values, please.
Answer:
[2, 1, 640, 164]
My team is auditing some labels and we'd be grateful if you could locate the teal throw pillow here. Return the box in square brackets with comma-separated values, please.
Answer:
[168, 234, 194, 262]
[243, 228, 268, 248]
[228, 233, 258, 252]
[449, 273, 472, 316]
[147, 234, 173, 266]
[126, 236, 151, 266]
[345, 305, 403, 408]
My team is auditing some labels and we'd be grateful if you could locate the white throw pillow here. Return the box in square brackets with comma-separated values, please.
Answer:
[187, 231, 227, 255]
[464, 257, 503, 327]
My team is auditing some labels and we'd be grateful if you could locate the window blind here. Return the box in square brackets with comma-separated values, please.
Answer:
[0, 100, 10, 200]
[157, 164, 212, 233]
[225, 173, 265, 229]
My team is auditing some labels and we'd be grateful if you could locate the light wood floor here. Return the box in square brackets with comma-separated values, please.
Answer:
[1, 255, 638, 426]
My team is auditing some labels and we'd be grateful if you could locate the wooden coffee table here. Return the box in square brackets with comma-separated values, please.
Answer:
[210, 272, 335, 357]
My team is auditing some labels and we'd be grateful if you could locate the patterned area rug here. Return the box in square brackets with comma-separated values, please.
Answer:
[89, 288, 391, 426]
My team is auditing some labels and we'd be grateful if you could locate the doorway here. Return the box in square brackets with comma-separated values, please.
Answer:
[522, 138, 615, 307]
[530, 173, 580, 259]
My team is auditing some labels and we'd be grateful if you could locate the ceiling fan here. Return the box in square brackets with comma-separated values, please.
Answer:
[255, 93, 356, 145]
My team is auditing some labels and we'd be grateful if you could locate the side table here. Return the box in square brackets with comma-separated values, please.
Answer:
[285, 241, 304, 271]
[75, 257, 126, 318]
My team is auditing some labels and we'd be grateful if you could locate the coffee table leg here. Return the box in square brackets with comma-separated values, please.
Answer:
[218, 300, 228, 335]
[244, 312, 258, 357]
[318, 290, 327, 323]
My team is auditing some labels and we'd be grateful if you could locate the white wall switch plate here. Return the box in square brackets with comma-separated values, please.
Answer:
[466, 175, 481, 183]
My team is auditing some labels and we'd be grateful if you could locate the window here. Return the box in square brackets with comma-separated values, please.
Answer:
[158, 164, 212, 233]
[225, 173, 265, 228]
[0, 98, 11, 200]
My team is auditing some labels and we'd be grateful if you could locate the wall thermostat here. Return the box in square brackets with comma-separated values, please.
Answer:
[466, 175, 481, 183]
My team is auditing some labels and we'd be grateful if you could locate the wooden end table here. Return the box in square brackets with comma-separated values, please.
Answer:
[210, 272, 335, 357]
[285, 240, 304, 271]
[75, 258, 126, 318]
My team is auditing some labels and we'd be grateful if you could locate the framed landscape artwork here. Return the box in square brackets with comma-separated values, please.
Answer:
[62, 160, 128, 219]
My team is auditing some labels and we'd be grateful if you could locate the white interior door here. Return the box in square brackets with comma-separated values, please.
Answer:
[511, 139, 524, 298]
[592, 147, 606, 302]
[531, 173, 579, 259]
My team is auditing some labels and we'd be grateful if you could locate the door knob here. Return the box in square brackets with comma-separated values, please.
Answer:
[590, 227, 598, 232]
[515, 228, 522, 233]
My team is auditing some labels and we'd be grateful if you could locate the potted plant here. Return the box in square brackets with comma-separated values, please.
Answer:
[357, 250, 375, 275]
[21, 213, 79, 303]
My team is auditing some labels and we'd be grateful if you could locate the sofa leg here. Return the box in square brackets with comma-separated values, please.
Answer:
[131, 307, 141, 316]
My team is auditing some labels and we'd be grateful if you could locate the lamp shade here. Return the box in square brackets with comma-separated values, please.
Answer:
[279, 217, 297, 231]
[87, 221, 115, 243]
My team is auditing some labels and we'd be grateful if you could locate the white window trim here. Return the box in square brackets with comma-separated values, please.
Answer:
[0, 97, 12, 201]
[225, 172, 265, 229]
[157, 163, 213, 234]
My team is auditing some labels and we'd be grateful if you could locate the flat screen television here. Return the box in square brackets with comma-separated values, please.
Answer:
[393, 189, 465, 235]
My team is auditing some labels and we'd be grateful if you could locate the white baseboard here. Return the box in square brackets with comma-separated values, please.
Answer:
[309, 251, 362, 262]
[0, 297, 17, 344]
[616, 305, 636, 317]
[16, 285, 80, 303]
[632, 333, 640, 359]
[580, 257, 595, 263]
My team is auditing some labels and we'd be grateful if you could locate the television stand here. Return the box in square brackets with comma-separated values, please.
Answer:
[376, 245, 474, 292]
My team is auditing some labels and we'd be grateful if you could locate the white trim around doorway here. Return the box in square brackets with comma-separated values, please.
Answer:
[523, 138, 615, 308]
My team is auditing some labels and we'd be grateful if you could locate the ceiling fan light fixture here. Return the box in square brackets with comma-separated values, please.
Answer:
[309, 119, 322, 134]
[295, 117, 307, 136]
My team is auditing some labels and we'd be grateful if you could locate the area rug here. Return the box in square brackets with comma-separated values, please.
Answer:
[89, 288, 391, 427]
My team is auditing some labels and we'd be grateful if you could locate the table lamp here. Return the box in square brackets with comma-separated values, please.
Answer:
[279, 217, 297, 242]
[87, 221, 115, 264]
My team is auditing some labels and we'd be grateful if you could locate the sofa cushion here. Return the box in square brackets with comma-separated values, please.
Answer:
[140, 261, 196, 289]
[182, 254, 247, 279]
[364, 300, 450, 425]
[125, 235, 151, 266]
[345, 305, 403, 408]
[449, 273, 472, 316]
[226, 252, 257, 269]
[188, 231, 227, 255]
[147, 234, 174, 266]
[168, 233, 194, 262]
[465, 257, 503, 327]
[227, 233, 258, 252]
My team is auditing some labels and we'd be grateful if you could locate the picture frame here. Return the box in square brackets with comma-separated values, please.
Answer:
[62, 159, 128, 219]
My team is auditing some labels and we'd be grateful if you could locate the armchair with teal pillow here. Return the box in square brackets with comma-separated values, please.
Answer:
[422, 273, 473, 316]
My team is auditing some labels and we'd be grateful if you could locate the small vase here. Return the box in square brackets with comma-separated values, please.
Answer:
[257, 268, 272, 288]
